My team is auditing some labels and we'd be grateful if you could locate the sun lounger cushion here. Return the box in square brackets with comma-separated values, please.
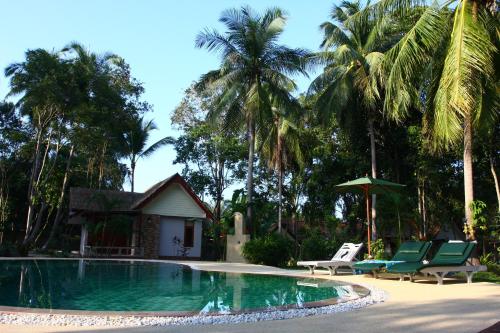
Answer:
[392, 241, 430, 262]
[387, 242, 477, 274]
[354, 260, 404, 271]
[353, 241, 431, 273]
[384, 262, 423, 273]
[438, 243, 468, 256]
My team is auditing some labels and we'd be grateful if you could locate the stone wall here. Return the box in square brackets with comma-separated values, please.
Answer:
[141, 214, 160, 259]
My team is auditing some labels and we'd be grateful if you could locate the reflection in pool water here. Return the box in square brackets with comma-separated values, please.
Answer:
[0, 260, 368, 313]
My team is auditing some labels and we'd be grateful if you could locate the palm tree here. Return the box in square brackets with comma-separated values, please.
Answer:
[259, 104, 304, 233]
[123, 116, 170, 192]
[196, 6, 310, 233]
[365, 0, 499, 239]
[309, 0, 394, 239]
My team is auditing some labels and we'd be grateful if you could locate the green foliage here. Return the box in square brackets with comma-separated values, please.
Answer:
[1, 42, 149, 250]
[1, 2, 498, 262]
[368, 239, 388, 260]
[470, 200, 488, 232]
[196, 6, 311, 232]
[479, 252, 495, 266]
[171, 89, 247, 215]
[486, 263, 500, 276]
[123, 116, 169, 192]
[242, 233, 293, 267]
[471, 271, 500, 284]
[300, 228, 330, 261]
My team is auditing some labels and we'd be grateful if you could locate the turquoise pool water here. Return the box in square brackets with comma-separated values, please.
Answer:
[0, 260, 368, 314]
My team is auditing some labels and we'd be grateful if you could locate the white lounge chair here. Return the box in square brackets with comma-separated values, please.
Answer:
[297, 242, 363, 275]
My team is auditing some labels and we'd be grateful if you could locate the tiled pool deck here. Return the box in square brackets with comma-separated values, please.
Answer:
[1, 260, 499, 333]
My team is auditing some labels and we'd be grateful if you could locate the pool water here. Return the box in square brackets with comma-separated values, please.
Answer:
[0, 260, 368, 313]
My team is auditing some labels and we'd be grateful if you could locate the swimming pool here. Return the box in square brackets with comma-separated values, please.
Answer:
[0, 259, 369, 315]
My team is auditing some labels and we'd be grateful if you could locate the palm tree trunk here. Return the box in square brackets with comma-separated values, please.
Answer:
[368, 118, 377, 240]
[463, 113, 475, 240]
[215, 157, 224, 223]
[490, 155, 500, 212]
[246, 117, 255, 235]
[278, 138, 283, 234]
[131, 160, 136, 193]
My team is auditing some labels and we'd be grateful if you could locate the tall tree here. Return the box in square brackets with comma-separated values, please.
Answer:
[5, 42, 150, 251]
[309, 0, 394, 239]
[372, 0, 499, 239]
[195, 6, 309, 233]
[171, 85, 246, 224]
[259, 102, 304, 233]
[123, 116, 170, 192]
[5, 49, 70, 247]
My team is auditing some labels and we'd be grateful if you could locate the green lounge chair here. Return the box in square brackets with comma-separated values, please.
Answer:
[353, 241, 432, 278]
[387, 241, 486, 285]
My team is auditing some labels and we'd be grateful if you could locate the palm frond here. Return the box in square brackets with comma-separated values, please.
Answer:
[141, 136, 172, 157]
[384, 4, 447, 121]
[433, 1, 497, 147]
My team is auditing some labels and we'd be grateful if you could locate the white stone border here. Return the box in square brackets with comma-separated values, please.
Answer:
[0, 258, 387, 327]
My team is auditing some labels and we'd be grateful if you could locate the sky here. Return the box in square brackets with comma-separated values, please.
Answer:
[0, 0, 332, 194]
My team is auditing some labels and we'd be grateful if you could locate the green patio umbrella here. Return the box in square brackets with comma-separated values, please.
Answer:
[335, 176, 405, 257]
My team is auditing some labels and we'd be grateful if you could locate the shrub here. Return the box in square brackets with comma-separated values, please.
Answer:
[365, 239, 388, 260]
[301, 230, 330, 261]
[242, 233, 293, 267]
[487, 263, 500, 276]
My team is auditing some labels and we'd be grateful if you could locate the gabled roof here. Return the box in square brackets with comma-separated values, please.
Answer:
[69, 187, 143, 213]
[132, 173, 213, 219]
[69, 173, 213, 220]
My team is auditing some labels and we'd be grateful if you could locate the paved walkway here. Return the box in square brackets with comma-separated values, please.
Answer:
[1, 261, 499, 333]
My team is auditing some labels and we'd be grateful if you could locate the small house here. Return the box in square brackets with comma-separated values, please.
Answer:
[69, 173, 212, 259]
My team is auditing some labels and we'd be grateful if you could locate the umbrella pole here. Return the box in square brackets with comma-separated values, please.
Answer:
[365, 187, 371, 257]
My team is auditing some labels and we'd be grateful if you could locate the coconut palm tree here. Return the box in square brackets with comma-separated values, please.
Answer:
[309, 0, 394, 239]
[195, 6, 310, 233]
[259, 102, 304, 233]
[123, 116, 170, 192]
[365, 0, 499, 239]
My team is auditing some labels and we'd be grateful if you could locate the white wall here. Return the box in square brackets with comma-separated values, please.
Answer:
[142, 184, 206, 218]
[159, 217, 202, 257]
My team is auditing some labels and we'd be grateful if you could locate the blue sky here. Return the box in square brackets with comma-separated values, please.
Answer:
[0, 0, 332, 194]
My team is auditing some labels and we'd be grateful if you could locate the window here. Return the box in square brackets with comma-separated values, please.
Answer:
[184, 221, 194, 248]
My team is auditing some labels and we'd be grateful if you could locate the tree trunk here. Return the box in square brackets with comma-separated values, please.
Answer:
[98, 143, 107, 189]
[131, 159, 136, 193]
[42, 145, 75, 250]
[24, 130, 44, 244]
[368, 118, 377, 240]
[277, 118, 283, 234]
[24, 202, 48, 246]
[417, 180, 427, 239]
[278, 149, 283, 234]
[490, 155, 500, 212]
[463, 113, 475, 240]
[246, 117, 255, 236]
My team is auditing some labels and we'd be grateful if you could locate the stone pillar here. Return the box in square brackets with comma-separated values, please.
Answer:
[79, 224, 88, 256]
[226, 212, 250, 263]
[142, 215, 160, 259]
